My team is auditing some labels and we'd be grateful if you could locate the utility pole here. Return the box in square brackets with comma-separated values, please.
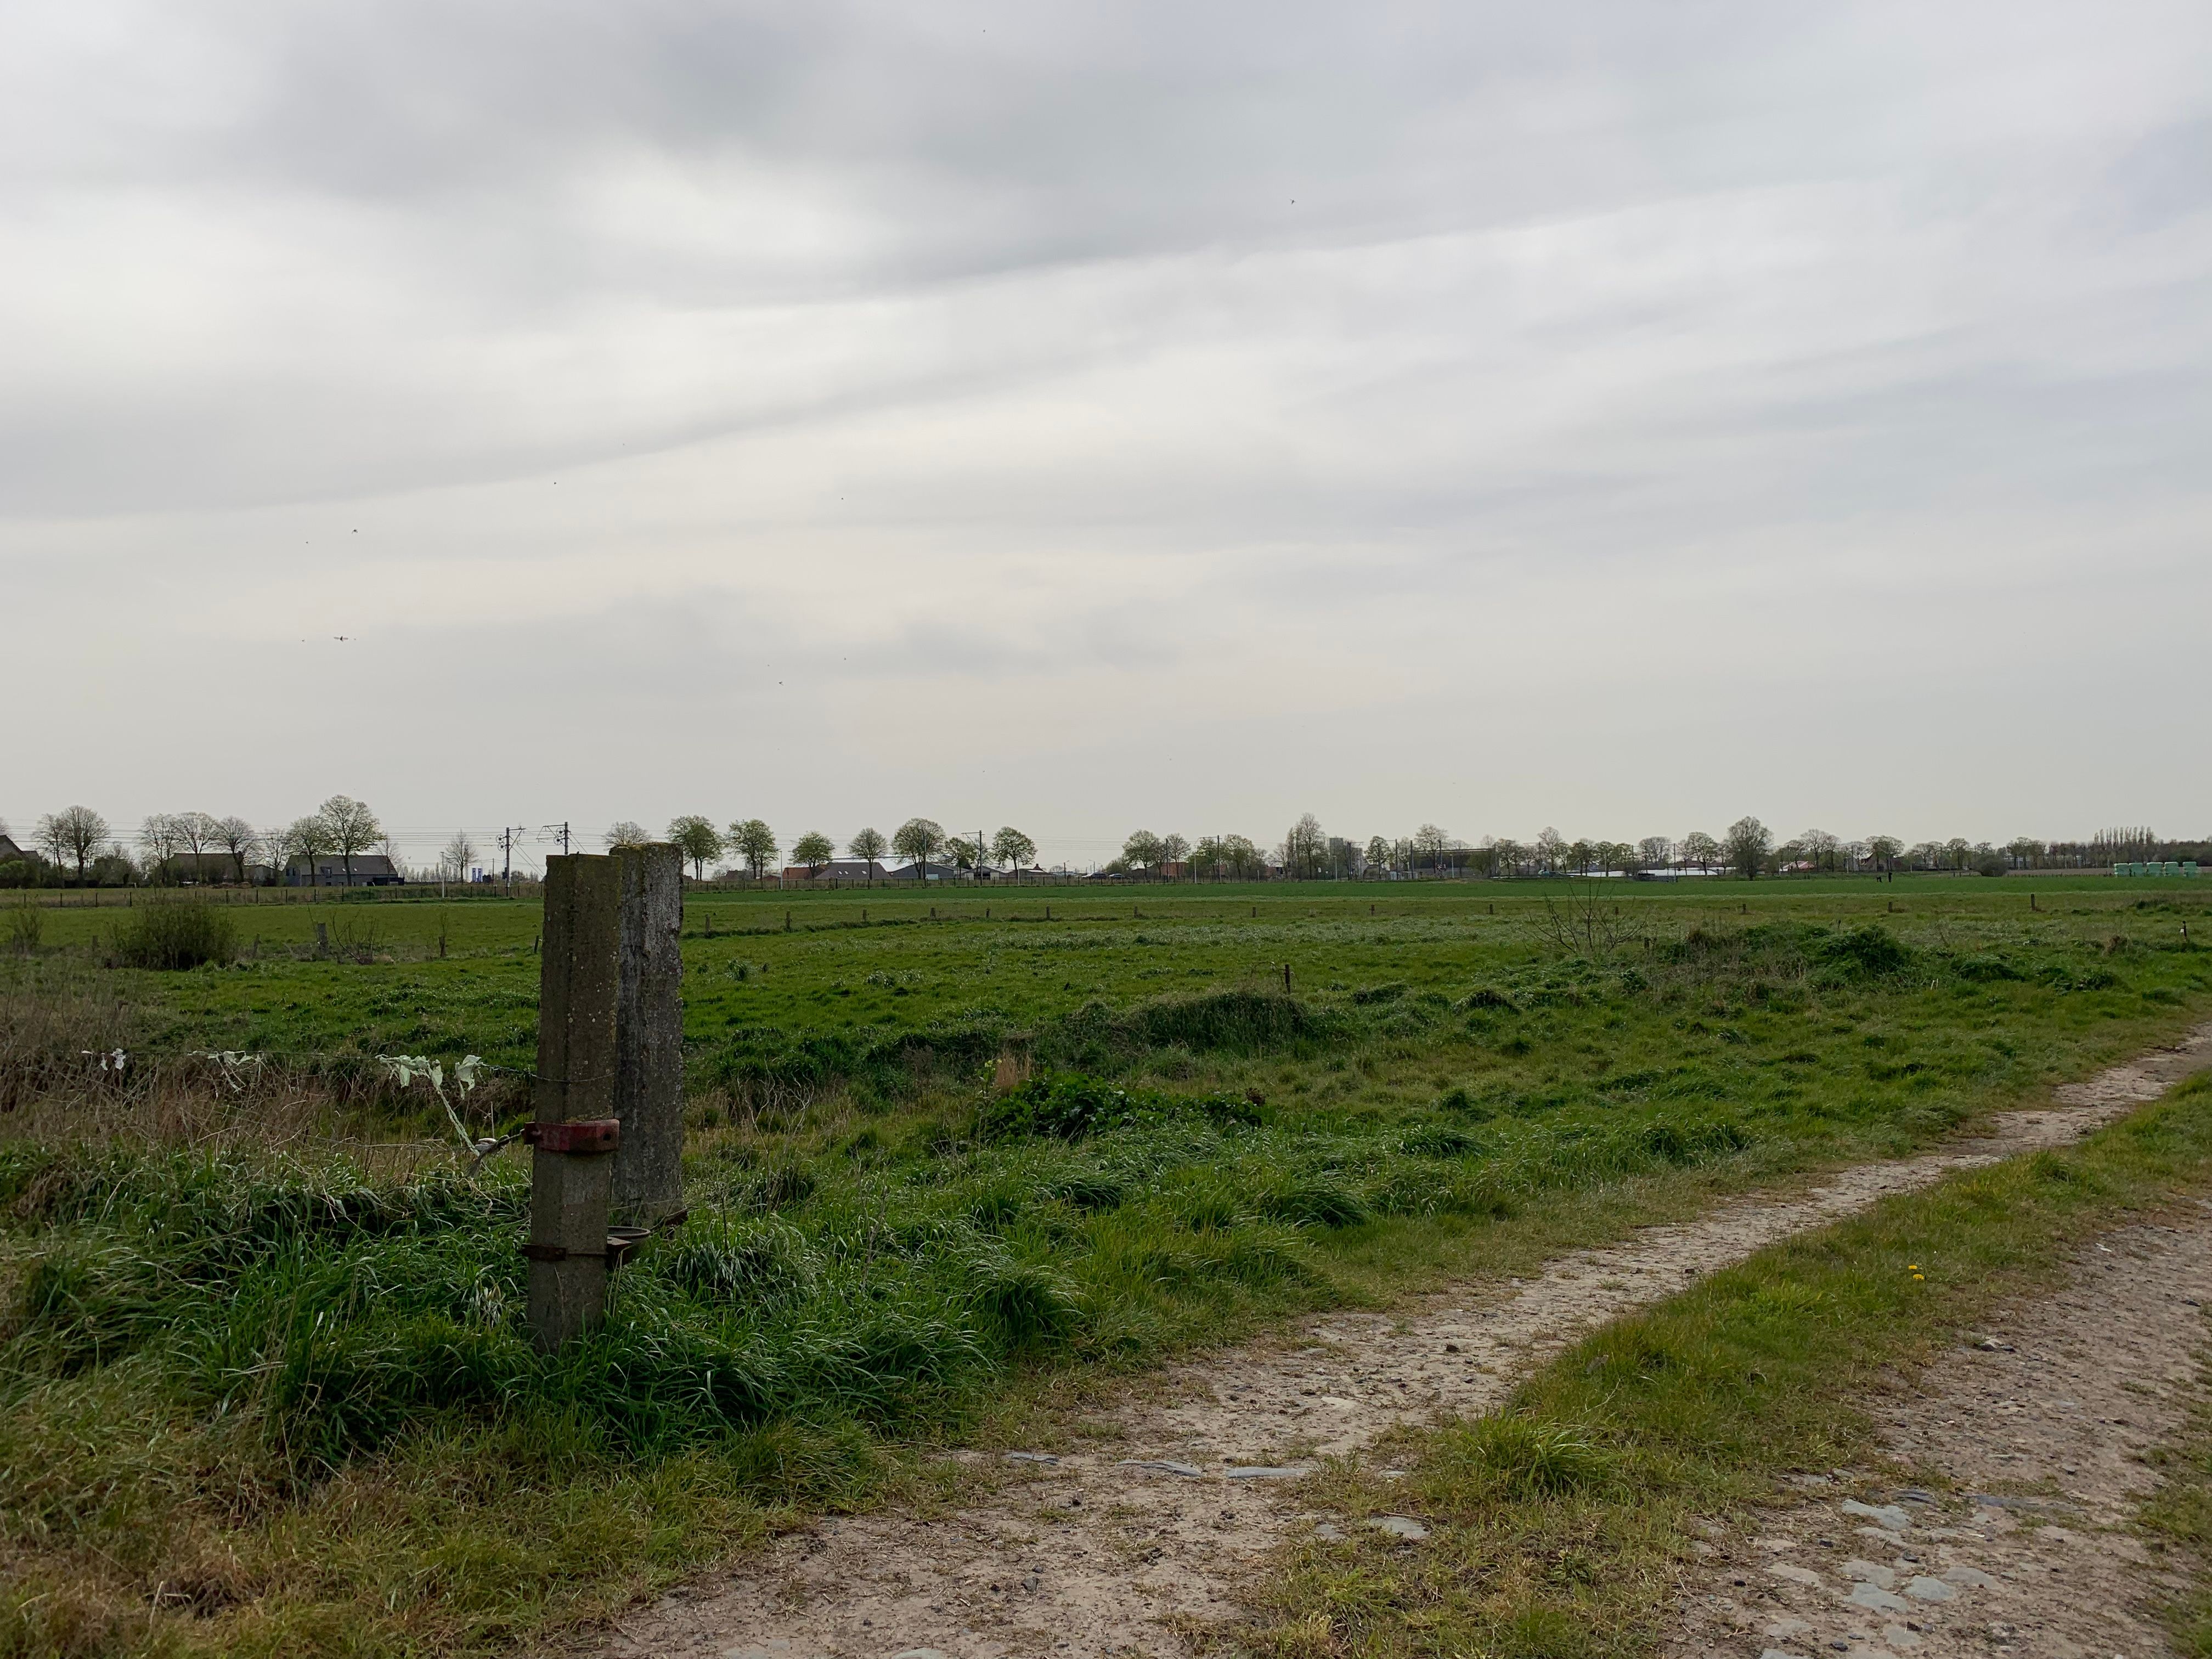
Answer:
[498, 826, 529, 884]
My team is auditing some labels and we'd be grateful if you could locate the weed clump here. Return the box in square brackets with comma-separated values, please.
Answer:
[1448, 1415, 1615, 1498]
[114, 901, 235, 970]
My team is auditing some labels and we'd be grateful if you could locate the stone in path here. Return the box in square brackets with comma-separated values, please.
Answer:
[608, 1025, 2212, 1659]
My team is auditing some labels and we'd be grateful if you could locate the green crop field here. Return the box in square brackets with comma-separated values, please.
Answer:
[0, 874, 2207, 1656]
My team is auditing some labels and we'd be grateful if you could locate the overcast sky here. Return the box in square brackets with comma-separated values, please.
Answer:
[4, 2, 2208, 870]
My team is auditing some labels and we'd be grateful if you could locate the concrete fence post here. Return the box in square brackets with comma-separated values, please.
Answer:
[527, 854, 622, 1352]
[613, 843, 685, 1227]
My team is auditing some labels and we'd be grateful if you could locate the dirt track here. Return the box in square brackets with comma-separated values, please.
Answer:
[603, 1025, 2212, 1659]
[1668, 1211, 2212, 1659]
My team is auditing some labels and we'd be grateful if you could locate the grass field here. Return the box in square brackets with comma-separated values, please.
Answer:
[0, 874, 2207, 1655]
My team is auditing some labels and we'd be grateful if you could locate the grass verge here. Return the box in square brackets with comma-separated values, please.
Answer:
[1245, 1073, 2212, 1659]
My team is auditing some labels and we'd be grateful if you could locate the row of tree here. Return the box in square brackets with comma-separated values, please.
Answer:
[4, 803, 2201, 889]
[4, 798, 388, 887]
[597, 817, 1043, 883]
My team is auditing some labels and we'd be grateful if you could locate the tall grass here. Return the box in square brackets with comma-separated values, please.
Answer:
[114, 901, 234, 971]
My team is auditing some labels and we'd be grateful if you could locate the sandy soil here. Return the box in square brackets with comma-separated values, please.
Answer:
[601, 1025, 2212, 1659]
[1666, 1212, 2212, 1659]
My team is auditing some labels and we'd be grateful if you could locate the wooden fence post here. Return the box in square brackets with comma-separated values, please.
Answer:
[612, 844, 684, 1228]
[527, 854, 623, 1353]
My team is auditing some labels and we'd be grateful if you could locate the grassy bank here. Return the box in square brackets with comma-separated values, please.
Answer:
[1246, 1073, 2212, 1659]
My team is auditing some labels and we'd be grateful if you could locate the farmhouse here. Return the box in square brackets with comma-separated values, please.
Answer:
[0, 834, 26, 863]
[778, 859, 891, 882]
[284, 853, 403, 887]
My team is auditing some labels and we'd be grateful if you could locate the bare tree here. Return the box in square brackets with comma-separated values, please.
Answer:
[667, 815, 723, 881]
[2006, 835, 2042, 870]
[157, 810, 221, 881]
[212, 816, 260, 884]
[891, 817, 946, 878]
[1533, 827, 1566, 875]
[604, 821, 650, 850]
[1799, 828, 1840, 874]
[441, 831, 479, 882]
[1280, 813, 1326, 879]
[1489, 837, 1525, 878]
[1637, 836, 1673, 871]
[1680, 831, 1720, 873]
[318, 795, 383, 887]
[1724, 816, 1773, 880]
[1413, 823, 1449, 876]
[282, 815, 332, 884]
[139, 813, 184, 883]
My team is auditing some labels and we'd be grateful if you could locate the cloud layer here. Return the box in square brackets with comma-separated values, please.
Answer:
[5, 2, 2208, 866]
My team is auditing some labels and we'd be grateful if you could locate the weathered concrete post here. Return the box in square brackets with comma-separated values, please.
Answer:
[612, 843, 685, 1227]
[526, 854, 623, 1353]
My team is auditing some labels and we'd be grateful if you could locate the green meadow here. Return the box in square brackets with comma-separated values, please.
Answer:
[0, 874, 2207, 1655]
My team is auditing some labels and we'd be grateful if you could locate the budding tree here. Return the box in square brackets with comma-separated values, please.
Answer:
[667, 815, 724, 881]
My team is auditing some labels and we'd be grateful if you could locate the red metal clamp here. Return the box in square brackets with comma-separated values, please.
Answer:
[523, 1119, 621, 1154]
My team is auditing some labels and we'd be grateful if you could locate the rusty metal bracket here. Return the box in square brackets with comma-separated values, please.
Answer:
[521, 1217, 679, 1271]
[523, 1119, 620, 1154]
[520, 1241, 605, 1262]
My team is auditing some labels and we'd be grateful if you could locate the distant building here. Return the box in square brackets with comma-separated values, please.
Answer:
[778, 859, 891, 882]
[285, 853, 403, 887]
[162, 851, 244, 884]
[0, 834, 27, 864]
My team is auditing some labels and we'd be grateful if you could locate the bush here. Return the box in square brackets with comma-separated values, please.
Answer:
[114, 901, 234, 970]
[4, 905, 38, 955]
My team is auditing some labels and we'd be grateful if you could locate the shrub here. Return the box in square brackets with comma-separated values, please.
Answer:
[4, 905, 38, 954]
[115, 901, 234, 970]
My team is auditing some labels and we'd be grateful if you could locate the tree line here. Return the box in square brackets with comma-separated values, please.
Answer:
[2, 801, 2200, 889]
[2, 798, 388, 888]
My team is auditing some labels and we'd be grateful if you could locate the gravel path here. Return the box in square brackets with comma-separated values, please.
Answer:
[1667, 1214, 2212, 1659]
[602, 1025, 2212, 1659]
